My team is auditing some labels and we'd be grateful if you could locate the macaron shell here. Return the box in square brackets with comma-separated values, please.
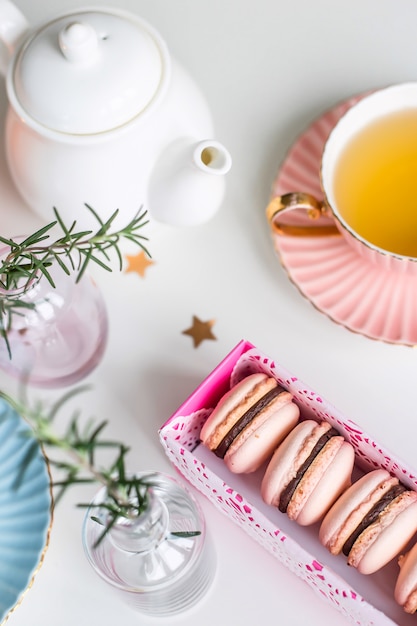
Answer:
[200, 373, 274, 449]
[287, 435, 345, 522]
[319, 469, 395, 554]
[293, 440, 355, 526]
[395, 540, 417, 613]
[353, 493, 417, 575]
[261, 420, 321, 506]
[225, 400, 300, 474]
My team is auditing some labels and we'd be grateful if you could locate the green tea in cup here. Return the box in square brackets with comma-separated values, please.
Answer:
[332, 108, 417, 257]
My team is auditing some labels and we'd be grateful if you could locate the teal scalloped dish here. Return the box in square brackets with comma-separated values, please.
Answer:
[0, 399, 52, 623]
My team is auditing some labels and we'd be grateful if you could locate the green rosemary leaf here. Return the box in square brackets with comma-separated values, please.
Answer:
[51, 251, 71, 275]
[93, 242, 113, 262]
[113, 445, 129, 483]
[19, 229, 55, 248]
[48, 459, 80, 471]
[84, 203, 107, 227]
[87, 420, 109, 444]
[30, 255, 56, 289]
[94, 208, 120, 234]
[93, 513, 118, 547]
[46, 385, 91, 422]
[123, 234, 151, 257]
[67, 419, 80, 442]
[0, 327, 11, 359]
[0, 235, 17, 247]
[68, 228, 93, 241]
[124, 230, 149, 243]
[90, 501, 122, 515]
[53, 208, 82, 238]
[78, 249, 113, 276]
[63, 250, 77, 271]
[132, 479, 149, 514]
[113, 244, 123, 272]
[76, 247, 95, 282]
[53, 477, 96, 486]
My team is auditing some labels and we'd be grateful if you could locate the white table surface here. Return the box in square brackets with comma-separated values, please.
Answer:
[2, 0, 417, 624]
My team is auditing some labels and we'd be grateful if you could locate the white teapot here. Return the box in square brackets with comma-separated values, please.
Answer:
[0, 1, 232, 229]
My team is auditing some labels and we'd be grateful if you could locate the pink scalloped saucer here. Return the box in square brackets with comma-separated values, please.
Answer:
[270, 93, 417, 346]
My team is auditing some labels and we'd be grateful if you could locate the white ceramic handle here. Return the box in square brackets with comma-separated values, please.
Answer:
[0, 0, 28, 74]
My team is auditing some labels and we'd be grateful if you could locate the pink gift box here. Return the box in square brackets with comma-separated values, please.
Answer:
[159, 340, 417, 625]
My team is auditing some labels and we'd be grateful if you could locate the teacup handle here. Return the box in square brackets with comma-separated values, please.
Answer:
[266, 192, 341, 237]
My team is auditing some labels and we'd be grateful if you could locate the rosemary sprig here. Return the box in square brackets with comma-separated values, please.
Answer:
[0, 387, 200, 546]
[0, 386, 151, 544]
[0, 204, 150, 292]
[0, 204, 150, 358]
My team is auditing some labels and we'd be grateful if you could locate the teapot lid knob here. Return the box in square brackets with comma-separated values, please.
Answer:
[58, 22, 99, 63]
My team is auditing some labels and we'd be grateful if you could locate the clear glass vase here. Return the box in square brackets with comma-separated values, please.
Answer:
[0, 262, 108, 388]
[82, 472, 216, 617]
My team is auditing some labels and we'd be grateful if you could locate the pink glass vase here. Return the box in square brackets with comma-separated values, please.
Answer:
[0, 263, 108, 388]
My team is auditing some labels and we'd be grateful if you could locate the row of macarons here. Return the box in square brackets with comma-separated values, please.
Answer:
[199, 372, 417, 614]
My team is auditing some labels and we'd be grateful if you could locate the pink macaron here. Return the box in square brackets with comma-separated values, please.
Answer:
[200, 372, 300, 473]
[261, 419, 355, 526]
[319, 468, 417, 575]
[395, 540, 417, 613]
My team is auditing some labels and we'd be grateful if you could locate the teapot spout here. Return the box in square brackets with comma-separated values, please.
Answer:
[0, 0, 29, 74]
[193, 139, 232, 176]
[147, 139, 232, 227]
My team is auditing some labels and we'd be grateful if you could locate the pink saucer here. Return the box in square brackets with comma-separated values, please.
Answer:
[270, 94, 417, 346]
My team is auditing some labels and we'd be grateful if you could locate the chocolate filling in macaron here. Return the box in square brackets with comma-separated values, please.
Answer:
[342, 483, 407, 557]
[278, 426, 340, 513]
[214, 385, 286, 459]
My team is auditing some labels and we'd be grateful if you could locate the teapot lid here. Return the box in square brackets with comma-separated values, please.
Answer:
[9, 9, 170, 135]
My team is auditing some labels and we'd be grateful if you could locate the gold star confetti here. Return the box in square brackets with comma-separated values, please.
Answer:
[124, 251, 155, 278]
[182, 315, 217, 348]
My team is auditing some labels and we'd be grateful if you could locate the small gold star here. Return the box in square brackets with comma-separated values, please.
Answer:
[124, 251, 155, 277]
[182, 315, 217, 348]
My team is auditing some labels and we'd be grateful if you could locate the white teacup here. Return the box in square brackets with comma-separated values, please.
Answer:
[266, 83, 417, 275]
